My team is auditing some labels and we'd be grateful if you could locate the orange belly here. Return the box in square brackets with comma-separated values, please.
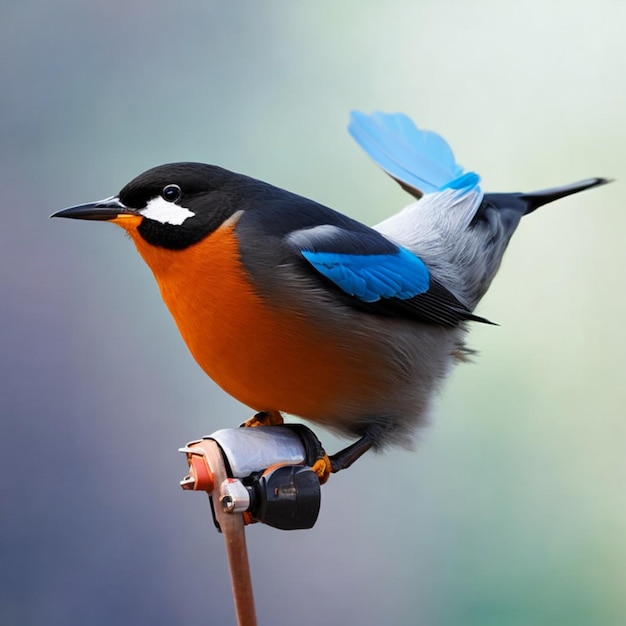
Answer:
[126, 220, 383, 421]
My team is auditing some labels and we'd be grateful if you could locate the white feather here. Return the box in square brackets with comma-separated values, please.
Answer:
[140, 196, 195, 226]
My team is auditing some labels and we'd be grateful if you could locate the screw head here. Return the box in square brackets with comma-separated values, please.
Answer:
[221, 494, 235, 512]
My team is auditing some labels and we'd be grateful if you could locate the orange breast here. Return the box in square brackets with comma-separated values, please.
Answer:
[125, 219, 383, 421]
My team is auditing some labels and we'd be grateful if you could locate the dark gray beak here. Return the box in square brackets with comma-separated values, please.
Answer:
[50, 196, 137, 221]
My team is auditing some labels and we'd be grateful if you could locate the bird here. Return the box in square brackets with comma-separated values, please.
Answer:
[51, 111, 609, 479]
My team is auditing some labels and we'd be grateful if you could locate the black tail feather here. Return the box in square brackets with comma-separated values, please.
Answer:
[521, 177, 611, 214]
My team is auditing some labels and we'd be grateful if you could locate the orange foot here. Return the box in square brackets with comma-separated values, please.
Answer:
[241, 410, 284, 428]
[311, 454, 332, 485]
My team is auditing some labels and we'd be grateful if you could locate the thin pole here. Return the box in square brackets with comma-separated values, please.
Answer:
[204, 439, 257, 626]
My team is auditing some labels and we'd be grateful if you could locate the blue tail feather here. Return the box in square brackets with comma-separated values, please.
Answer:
[348, 111, 480, 195]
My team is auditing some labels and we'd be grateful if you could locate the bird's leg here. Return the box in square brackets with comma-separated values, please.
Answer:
[329, 432, 377, 472]
[311, 429, 378, 483]
[241, 410, 284, 428]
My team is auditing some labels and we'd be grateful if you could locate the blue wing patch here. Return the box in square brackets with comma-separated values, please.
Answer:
[285, 220, 488, 326]
[300, 247, 430, 303]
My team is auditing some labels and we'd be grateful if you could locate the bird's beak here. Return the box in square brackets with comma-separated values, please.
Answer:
[50, 196, 139, 222]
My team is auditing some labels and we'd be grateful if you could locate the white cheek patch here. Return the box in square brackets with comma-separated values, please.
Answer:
[140, 196, 195, 226]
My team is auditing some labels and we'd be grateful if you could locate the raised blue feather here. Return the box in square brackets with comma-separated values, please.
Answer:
[348, 111, 481, 195]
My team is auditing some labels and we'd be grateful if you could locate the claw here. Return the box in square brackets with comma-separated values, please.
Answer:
[311, 454, 332, 484]
[241, 410, 284, 428]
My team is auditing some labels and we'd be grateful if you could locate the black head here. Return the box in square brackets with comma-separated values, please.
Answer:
[52, 162, 249, 250]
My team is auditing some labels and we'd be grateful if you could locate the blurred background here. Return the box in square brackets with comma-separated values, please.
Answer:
[1, 1, 624, 624]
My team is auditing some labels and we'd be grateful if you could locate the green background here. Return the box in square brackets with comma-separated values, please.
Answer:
[1, 2, 624, 624]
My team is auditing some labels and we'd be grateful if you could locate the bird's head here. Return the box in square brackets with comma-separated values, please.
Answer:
[51, 162, 245, 250]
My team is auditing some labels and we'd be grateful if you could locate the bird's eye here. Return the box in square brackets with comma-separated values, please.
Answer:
[162, 184, 182, 202]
